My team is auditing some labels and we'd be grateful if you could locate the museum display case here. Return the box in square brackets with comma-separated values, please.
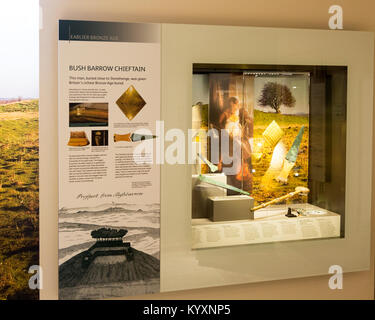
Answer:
[191, 64, 347, 248]
[159, 23, 372, 293]
[39, 16, 374, 298]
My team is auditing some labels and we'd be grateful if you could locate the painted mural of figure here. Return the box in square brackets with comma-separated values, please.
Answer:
[218, 97, 253, 193]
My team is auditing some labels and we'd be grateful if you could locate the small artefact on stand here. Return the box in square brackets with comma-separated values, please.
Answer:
[285, 207, 297, 218]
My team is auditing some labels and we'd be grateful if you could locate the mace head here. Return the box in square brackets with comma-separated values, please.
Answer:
[295, 186, 310, 194]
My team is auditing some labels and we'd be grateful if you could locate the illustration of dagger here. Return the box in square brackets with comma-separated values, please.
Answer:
[276, 125, 304, 184]
[197, 153, 218, 173]
[114, 133, 157, 142]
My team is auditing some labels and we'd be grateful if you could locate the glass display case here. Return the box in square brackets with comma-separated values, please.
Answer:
[191, 64, 347, 249]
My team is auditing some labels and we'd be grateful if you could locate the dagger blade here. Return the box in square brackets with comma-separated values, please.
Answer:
[130, 133, 157, 142]
[285, 126, 304, 163]
[198, 174, 250, 196]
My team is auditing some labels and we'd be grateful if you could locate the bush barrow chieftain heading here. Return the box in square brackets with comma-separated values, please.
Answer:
[69, 65, 146, 72]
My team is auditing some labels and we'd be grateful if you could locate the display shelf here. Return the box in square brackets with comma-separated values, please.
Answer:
[192, 203, 340, 249]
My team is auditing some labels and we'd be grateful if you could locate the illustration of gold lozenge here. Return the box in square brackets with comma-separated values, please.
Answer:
[116, 85, 146, 120]
[262, 120, 284, 149]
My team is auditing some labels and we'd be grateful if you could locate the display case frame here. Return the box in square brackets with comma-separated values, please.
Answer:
[160, 24, 373, 292]
[190, 64, 346, 248]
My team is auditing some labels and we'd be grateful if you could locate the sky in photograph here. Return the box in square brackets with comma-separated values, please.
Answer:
[0, 0, 39, 99]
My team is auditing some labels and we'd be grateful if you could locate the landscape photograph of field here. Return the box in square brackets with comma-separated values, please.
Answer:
[251, 109, 309, 205]
[0, 100, 39, 300]
[69, 102, 108, 127]
[251, 76, 310, 205]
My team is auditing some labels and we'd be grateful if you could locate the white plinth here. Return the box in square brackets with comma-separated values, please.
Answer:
[192, 204, 341, 249]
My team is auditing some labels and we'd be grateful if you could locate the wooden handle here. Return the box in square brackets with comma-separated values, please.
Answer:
[252, 187, 310, 211]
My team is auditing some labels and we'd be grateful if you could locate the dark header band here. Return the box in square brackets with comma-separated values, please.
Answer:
[59, 20, 160, 43]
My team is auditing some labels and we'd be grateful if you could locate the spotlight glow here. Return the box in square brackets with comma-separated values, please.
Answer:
[269, 141, 286, 170]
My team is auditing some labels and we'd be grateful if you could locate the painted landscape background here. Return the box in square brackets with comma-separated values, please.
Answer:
[252, 109, 309, 205]
[252, 76, 310, 205]
[0, 100, 39, 300]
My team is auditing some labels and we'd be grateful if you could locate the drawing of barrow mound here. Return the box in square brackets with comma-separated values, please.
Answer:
[59, 227, 159, 299]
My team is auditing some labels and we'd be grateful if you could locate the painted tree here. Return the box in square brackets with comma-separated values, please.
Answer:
[258, 82, 296, 113]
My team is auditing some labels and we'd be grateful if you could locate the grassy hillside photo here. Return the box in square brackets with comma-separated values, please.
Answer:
[252, 110, 309, 205]
[0, 100, 39, 300]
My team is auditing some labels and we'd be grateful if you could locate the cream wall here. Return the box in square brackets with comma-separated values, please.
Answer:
[39, 0, 375, 299]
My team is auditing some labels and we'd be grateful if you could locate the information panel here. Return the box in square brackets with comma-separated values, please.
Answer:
[58, 20, 160, 300]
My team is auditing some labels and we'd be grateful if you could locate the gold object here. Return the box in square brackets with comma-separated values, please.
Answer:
[252, 153, 263, 162]
[67, 131, 89, 147]
[76, 106, 85, 116]
[116, 85, 146, 120]
[94, 131, 102, 146]
[69, 103, 108, 125]
[114, 133, 132, 142]
[262, 120, 284, 149]
[251, 138, 265, 162]
[252, 186, 310, 211]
